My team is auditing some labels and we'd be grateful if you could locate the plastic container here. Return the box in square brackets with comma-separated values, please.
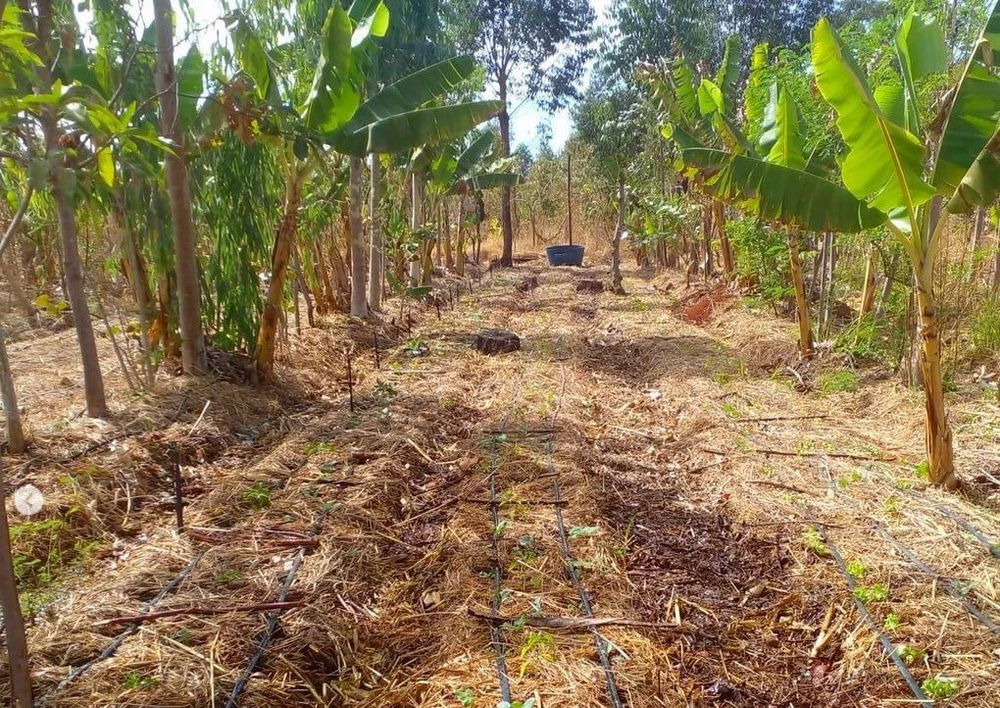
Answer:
[545, 244, 585, 267]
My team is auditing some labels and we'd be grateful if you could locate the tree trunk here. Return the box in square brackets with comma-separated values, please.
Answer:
[701, 203, 713, 281]
[456, 198, 467, 277]
[859, 245, 877, 318]
[914, 266, 957, 488]
[714, 201, 735, 277]
[116, 198, 155, 387]
[610, 176, 626, 295]
[368, 153, 385, 310]
[0, 458, 31, 707]
[292, 242, 313, 328]
[444, 198, 454, 269]
[0, 254, 36, 323]
[788, 229, 814, 358]
[498, 77, 514, 267]
[409, 173, 423, 285]
[0, 325, 25, 454]
[349, 156, 367, 317]
[153, 0, 206, 375]
[566, 150, 573, 246]
[254, 169, 303, 380]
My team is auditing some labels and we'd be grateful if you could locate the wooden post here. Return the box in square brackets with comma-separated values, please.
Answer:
[172, 447, 184, 531]
[0, 325, 26, 454]
[346, 347, 355, 413]
[566, 151, 573, 246]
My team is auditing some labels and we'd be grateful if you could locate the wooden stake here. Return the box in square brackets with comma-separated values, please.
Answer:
[346, 347, 355, 413]
[373, 330, 380, 369]
[173, 447, 184, 531]
[0, 461, 32, 706]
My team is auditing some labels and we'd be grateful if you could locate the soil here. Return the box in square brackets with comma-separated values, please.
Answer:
[2, 262, 999, 707]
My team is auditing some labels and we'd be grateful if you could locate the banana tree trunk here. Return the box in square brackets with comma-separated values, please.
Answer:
[714, 201, 735, 277]
[456, 199, 467, 277]
[368, 153, 384, 311]
[859, 246, 877, 318]
[409, 173, 423, 286]
[914, 265, 957, 488]
[701, 203, 713, 281]
[788, 229, 814, 358]
[254, 167, 304, 380]
[349, 156, 368, 317]
[153, 0, 206, 375]
[444, 199, 454, 269]
[610, 175, 626, 295]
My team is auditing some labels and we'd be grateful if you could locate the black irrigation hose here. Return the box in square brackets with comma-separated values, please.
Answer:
[816, 523, 932, 708]
[930, 505, 1000, 560]
[547, 440, 624, 708]
[486, 446, 513, 705]
[819, 472, 1000, 634]
[223, 501, 333, 708]
[52, 550, 208, 694]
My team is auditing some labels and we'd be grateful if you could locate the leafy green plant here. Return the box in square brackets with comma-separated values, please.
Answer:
[122, 671, 159, 690]
[846, 560, 867, 579]
[883, 612, 902, 631]
[895, 644, 925, 665]
[802, 527, 830, 557]
[920, 676, 958, 700]
[242, 482, 271, 510]
[568, 526, 599, 540]
[455, 688, 475, 707]
[852, 582, 889, 604]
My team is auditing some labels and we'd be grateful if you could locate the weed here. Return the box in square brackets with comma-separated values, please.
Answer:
[817, 370, 860, 394]
[373, 381, 398, 404]
[344, 414, 361, 429]
[914, 460, 930, 481]
[920, 676, 958, 700]
[971, 298, 1000, 356]
[492, 519, 511, 540]
[713, 371, 732, 385]
[242, 482, 271, 510]
[883, 496, 901, 517]
[455, 688, 475, 707]
[852, 582, 890, 603]
[628, 295, 649, 312]
[518, 630, 556, 677]
[305, 441, 337, 456]
[512, 535, 539, 564]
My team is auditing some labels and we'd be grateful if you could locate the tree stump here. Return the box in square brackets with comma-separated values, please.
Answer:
[515, 275, 539, 293]
[576, 279, 604, 293]
[474, 329, 521, 355]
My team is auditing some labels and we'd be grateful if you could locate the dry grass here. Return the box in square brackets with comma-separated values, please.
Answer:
[1, 258, 998, 706]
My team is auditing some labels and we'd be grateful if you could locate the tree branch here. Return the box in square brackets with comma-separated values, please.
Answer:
[0, 185, 34, 261]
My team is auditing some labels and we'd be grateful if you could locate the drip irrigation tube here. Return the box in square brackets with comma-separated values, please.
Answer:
[52, 550, 208, 694]
[547, 440, 623, 708]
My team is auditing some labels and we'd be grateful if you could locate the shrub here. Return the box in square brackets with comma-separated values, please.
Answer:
[817, 370, 860, 393]
[971, 297, 1000, 357]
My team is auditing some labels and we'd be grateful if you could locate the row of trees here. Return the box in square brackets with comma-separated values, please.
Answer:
[536, 0, 996, 490]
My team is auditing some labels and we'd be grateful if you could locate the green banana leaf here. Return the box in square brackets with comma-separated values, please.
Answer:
[454, 132, 497, 182]
[448, 171, 521, 195]
[683, 147, 886, 233]
[302, 3, 354, 131]
[347, 100, 502, 156]
[336, 56, 477, 139]
[932, 0, 1000, 200]
[714, 36, 742, 116]
[758, 82, 805, 170]
[812, 18, 936, 220]
[894, 8, 948, 134]
[744, 43, 769, 130]
[947, 126, 1000, 213]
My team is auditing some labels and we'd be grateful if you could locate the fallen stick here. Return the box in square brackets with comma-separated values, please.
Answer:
[700, 446, 898, 462]
[468, 608, 699, 633]
[749, 479, 817, 496]
[97, 600, 304, 627]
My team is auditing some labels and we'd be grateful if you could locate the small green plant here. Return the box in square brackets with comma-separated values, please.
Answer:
[627, 295, 649, 312]
[512, 535, 540, 564]
[837, 469, 863, 488]
[492, 519, 511, 540]
[853, 582, 890, 604]
[846, 559, 867, 579]
[305, 441, 337, 456]
[455, 688, 475, 707]
[883, 612, 902, 631]
[914, 460, 930, 481]
[920, 676, 958, 700]
[242, 482, 271, 510]
[122, 671, 159, 689]
[721, 402, 741, 419]
[215, 569, 242, 585]
[883, 496, 901, 517]
[970, 298, 1000, 356]
[373, 381, 398, 404]
[895, 644, 925, 665]
[518, 630, 556, 677]
[817, 370, 860, 394]
[803, 527, 830, 557]
[713, 371, 732, 385]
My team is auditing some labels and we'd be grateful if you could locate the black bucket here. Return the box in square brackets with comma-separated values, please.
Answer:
[546, 244, 585, 267]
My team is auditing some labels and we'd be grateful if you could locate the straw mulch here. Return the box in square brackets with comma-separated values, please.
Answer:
[1, 261, 998, 706]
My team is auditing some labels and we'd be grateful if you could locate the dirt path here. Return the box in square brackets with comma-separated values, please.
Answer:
[14, 262, 1000, 706]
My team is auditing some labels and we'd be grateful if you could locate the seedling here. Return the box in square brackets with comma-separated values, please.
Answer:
[455, 688, 475, 707]
[921, 676, 958, 700]
[852, 582, 889, 604]
[883, 612, 902, 631]
[846, 560, 867, 579]
[895, 644, 925, 665]
[242, 482, 271, 510]
[568, 525, 599, 540]
[802, 527, 830, 557]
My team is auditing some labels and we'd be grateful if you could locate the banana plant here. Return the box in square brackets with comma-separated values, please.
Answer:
[427, 132, 520, 276]
[230, 2, 500, 377]
[641, 36, 747, 279]
[809, 4, 1000, 488]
